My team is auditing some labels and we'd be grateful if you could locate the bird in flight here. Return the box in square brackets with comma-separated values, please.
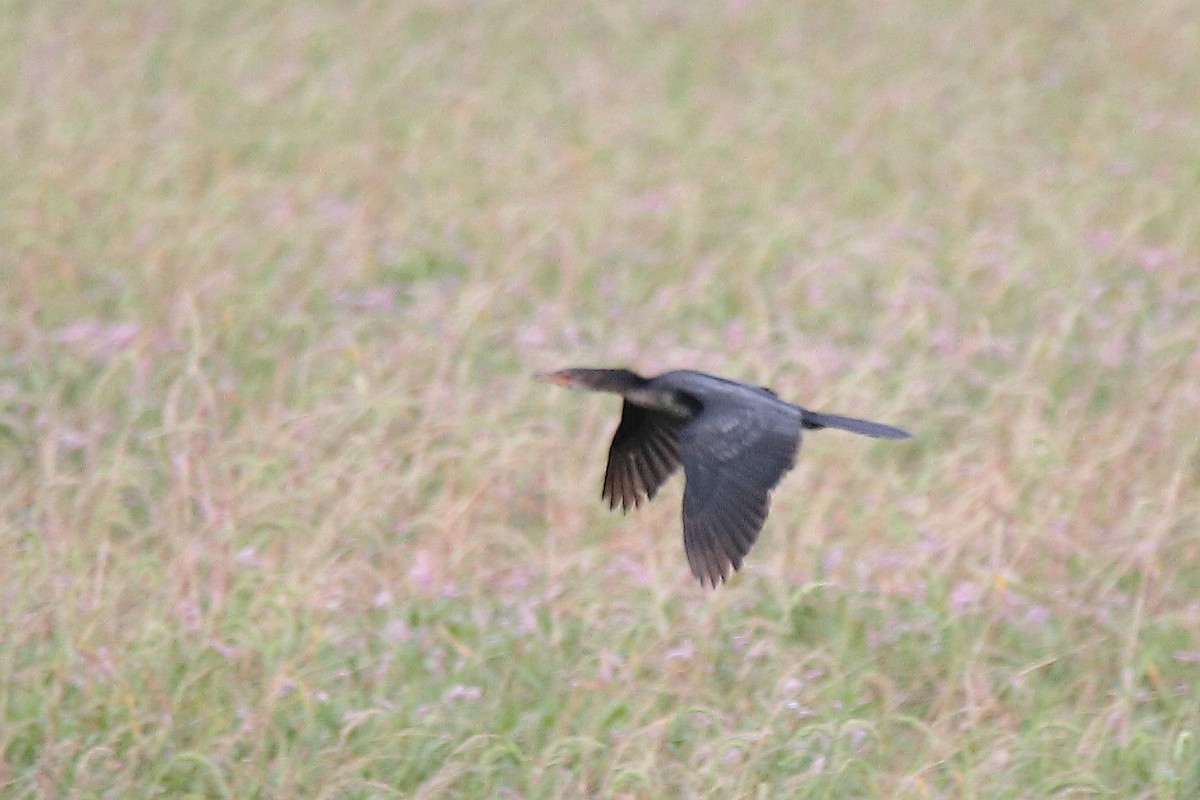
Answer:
[536, 367, 910, 587]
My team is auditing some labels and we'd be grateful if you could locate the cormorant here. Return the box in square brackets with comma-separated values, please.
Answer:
[536, 367, 910, 587]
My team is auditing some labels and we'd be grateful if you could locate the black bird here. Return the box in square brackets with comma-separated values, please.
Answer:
[536, 367, 910, 587]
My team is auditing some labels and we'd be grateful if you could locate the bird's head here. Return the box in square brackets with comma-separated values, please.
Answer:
[534, 368, 647, 393]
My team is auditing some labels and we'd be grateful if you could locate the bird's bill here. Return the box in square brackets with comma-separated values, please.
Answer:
[534, 370, 574, 387]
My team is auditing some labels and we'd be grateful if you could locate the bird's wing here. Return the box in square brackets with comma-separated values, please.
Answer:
[602, 402, 685, 512]
[677, 405, 801, 587]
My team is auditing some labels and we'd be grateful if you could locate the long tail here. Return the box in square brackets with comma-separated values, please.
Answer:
[801, 410, 911, 439]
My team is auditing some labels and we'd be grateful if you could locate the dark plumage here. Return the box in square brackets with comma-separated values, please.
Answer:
[536, 367, 910, 587]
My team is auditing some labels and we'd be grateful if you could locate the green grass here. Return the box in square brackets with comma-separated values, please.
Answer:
[3, 0, 1200, 797]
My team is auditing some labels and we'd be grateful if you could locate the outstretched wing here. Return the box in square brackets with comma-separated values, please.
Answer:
[602, 402, 686, 512]
[677, 404, 801, 587]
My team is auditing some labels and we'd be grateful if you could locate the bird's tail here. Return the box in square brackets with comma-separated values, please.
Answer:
[801, 410, 911, 439]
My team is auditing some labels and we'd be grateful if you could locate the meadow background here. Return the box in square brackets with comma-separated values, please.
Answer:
[2, 1, 1199, 797]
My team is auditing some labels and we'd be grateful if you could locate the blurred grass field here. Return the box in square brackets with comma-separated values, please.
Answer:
[2, 0, 1200, 797]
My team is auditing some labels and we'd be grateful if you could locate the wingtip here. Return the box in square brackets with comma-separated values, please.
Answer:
[692, 563, 735, 589]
